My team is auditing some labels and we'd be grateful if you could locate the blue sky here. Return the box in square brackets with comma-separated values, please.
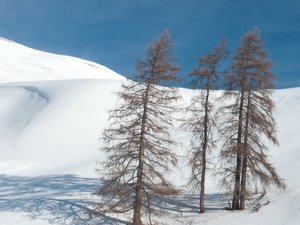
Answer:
[0, 0, 299, 88]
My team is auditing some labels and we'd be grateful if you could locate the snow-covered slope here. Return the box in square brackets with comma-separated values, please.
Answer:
[0, 38, 299, 225]
[0, 37, 124, 83]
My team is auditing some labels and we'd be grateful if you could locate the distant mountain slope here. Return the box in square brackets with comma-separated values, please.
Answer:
[0, 37, 124, 83]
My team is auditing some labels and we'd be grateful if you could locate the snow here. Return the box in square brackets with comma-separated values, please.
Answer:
[0, 38, 300, 224]
[0, 37, 124, 83]
[0, 212, 50, 225]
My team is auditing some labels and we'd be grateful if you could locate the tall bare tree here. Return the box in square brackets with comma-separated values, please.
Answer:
[183, 40, 226, 213]
[97, 31, 181, 225]
[219, 29, 286, 210]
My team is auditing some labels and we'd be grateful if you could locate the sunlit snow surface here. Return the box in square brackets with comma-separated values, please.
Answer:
[0, 37, 124, 83]
[0, 38, 299, 224]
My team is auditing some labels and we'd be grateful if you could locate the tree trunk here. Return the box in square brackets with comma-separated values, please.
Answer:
[133, 187, 143, 225]
[200, 147, 206, 213]
[232, 87, 245, 210]
[133, 143, 144, 225]
[200, 87, 210, 213]
[240, 155, 247, 210]
[133, 83, 150, 225]
[240, 90, 251, 210]
[232, 152, 242, 210]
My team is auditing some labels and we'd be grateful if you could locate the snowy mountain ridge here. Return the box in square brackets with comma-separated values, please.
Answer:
[0, 38, 299, 225]
[0, 37, 124, 83]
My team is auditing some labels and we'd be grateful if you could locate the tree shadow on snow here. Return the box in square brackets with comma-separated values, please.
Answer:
[0, 174, 129, 225]
[152, 192, 230, 214]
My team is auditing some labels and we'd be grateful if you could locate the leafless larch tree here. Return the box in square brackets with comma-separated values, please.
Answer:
[183, 40, 227, 213]
[97, 31, 181, 225]
[219, 28, 286, 210]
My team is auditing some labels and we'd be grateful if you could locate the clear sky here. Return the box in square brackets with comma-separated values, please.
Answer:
[0, 0, 299, 88]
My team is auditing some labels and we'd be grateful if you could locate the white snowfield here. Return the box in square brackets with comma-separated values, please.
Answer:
[0, 38, 299, 225]
[0, 37, 124, 83]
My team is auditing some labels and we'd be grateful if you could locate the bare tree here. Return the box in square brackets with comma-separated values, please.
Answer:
[97, 31, 181, 225]
[183, 40, 226, 213]
[219, 28, 286, 210]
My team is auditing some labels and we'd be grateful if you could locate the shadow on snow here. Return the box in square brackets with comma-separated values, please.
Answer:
[152, 192, 230, 214]
[0, 174, 231, 224]
[0, 174, 129, 225]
